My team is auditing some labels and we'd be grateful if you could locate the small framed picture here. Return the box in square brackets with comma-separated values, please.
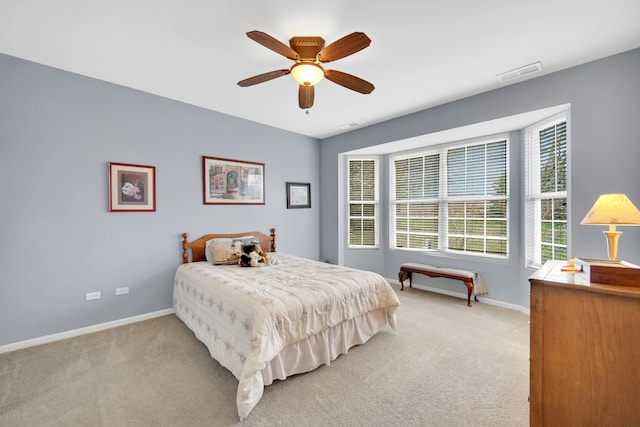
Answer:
[203, 156, 265, 205]
[286, 182, 311, 209]
[109, 162, 156, 212]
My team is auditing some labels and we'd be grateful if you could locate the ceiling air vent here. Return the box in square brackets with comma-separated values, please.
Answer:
[497, 61, 542, 83]
[338, 121, 360, 130]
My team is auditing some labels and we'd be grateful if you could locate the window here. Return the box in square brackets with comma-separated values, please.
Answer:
[446, 140, 508, 256]
[348, 158, 378, 247]
[525, 114, 568, 267]
[390, 137, 509, 258]
[391, 153, 440, 250]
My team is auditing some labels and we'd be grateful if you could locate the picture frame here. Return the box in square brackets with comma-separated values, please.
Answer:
[286, 182, 311, 209]
[203, 156, 265, 205]
[109, 162, 156, 212]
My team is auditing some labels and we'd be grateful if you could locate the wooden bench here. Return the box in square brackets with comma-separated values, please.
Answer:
[398, 263, 478, 307]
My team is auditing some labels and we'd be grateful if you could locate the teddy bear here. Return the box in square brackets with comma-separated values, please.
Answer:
[229, 240, 243, 261]
[239, 244, 265, 267]
[262, 252, 279, 265]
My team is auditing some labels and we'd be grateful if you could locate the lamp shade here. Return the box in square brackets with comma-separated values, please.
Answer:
[580, 193, 640, 225]
[290, 63, 324, 86]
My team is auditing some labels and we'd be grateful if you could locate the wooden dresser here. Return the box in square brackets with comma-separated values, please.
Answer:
[529, 260, 640, 426]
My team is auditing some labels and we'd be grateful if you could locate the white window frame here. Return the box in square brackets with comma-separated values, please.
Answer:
[444, 137, 509, 258]
[388, 149, 441, 252]
[389, 135, 509, 259]
[524, 112, 569, 268]
[347, 157, 379, 248]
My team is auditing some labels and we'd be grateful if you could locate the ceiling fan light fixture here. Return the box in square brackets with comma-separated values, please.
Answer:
[240, 31, 374, 109]
[290, 63, 324, 86]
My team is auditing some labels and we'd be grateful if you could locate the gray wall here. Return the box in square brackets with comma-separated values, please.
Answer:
[3, 48, 639, 347]
[0, 54, 320, 346]
[320, 48, 640, 309]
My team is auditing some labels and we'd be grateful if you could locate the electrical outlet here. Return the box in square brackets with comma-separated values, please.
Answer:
[86, 291, 101, 301]
[115, 287, 129, 296]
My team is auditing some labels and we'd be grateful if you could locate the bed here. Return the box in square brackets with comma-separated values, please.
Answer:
[173, 228, 400, 420]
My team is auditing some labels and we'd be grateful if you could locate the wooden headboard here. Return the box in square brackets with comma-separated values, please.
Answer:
[182, 228, 276, 264]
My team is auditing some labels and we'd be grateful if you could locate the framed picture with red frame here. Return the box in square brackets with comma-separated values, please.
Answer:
[108, 162, 156, 212]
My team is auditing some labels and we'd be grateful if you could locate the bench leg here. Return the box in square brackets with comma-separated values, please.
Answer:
[464, 280, 473, 307]
[398, 270, 409, 290]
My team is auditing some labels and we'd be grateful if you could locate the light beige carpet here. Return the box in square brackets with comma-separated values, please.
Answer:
[0, 285, 530, 426]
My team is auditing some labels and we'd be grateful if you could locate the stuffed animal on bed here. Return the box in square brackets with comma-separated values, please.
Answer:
[262, 252, 279, 265]
[239, 244, 266, 267]
[232, 240, 243, 256]
[229, 240, 243, 262]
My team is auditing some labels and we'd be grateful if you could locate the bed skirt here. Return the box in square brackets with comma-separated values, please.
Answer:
[261, 308, 388, 384]
[175, 306, 391, 419]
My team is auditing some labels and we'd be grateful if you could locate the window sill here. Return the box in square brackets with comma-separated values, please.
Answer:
[390, 247, 509, 265]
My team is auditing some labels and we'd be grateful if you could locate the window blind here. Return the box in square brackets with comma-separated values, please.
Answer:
[391, 153, 440, 249]
[389, 137, 508, 258]
[525, 114, 568, 267]
[446, 140, 508, 256]
[348, 159, 377, 247]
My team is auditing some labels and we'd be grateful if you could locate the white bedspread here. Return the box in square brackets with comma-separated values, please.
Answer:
[172, 253, 400, 419]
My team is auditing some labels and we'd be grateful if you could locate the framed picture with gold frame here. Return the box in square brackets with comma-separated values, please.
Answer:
[202, 156, 265, 205]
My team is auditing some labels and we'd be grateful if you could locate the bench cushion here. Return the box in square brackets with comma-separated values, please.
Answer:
[399, 263, 488, 295]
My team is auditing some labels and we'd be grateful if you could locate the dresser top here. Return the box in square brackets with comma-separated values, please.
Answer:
[529, 260, 640, 299]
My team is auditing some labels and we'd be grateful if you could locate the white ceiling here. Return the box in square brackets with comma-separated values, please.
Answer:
[1, 1, 639, 139]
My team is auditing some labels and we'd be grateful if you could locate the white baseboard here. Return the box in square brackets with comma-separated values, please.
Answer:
[387, 278, 530, 315]
[2, 281, 530, 355]
[0, 308, 175, 354]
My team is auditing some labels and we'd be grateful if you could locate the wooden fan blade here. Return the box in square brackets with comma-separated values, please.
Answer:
[237, 69, 290, 87]
[324, 70, 375, 94]
[298, 85, 314, 109]
[246, 31, 299, 60]
[317, 32, 371, 63]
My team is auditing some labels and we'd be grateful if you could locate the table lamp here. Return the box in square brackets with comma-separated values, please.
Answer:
[580, 193, 640, 260]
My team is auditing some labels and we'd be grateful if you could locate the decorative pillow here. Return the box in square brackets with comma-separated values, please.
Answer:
[205, 236, 261, 265]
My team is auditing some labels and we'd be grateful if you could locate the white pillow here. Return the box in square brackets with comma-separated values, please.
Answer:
[205, 236, 260, 265]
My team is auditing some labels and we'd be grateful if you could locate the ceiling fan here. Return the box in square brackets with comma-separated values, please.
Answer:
[237, 30, 375, 109]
